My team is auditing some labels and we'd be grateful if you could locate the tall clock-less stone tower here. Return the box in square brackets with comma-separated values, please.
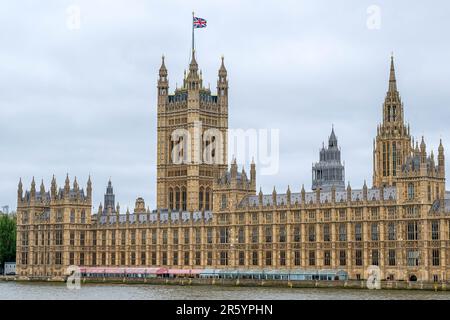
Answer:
[373, 56, 412, 188]
[156, 50, 228, 211]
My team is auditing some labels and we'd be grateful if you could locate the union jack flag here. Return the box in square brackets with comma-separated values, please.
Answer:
[193, 16, 207, 28]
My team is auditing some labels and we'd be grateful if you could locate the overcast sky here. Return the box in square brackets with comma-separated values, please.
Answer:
[1, 0, 450, 212]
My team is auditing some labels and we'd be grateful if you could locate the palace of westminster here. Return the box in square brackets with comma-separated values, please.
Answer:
[15, 47, 450, 283]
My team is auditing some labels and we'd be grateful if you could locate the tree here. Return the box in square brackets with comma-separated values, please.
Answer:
[0, 214, 16, 265]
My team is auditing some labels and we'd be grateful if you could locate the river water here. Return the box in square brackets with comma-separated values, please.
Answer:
[1, 281, 450, 300]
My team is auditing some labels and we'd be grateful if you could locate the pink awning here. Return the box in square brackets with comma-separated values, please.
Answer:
[167, 269, 201, 275]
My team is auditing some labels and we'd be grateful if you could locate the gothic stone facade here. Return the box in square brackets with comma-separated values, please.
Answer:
[15, 54, 450, 282]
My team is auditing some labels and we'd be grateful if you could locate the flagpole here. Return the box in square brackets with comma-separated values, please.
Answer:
[192, 11, 195, 56]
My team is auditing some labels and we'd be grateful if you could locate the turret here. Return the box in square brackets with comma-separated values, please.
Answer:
[87, 175, 92, 199]
[241, 167, 247, 184]
[363, 180, 368, 201]
[40, 179, 45, 197]
[185, 50, 201, 90]
[420, 136, 426, 163]
[272, 186, 277, 205]
[315, 186, 320, 202]
[301, 184, 306, 203]
[64, 174, 70, 197]
[104, 179, 116, 214]
[250, 157, 256, 191]
[438, 139, 445, 176]
[286, 185, 291, 205]
[51, 175, 57, 199]
[217, 55, 228, 100]
[18, 178, 23, 201]
[158, 55, 168, 90]
[414, 141, 420, 157]
[73, 177, 79, 191]
[30, 177, 36, 199]
[346, 182, 351, 202]
[430, 151, 436, 170]
[230, 157, 238, 181]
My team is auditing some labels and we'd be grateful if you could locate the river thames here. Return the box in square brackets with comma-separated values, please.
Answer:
[1, 281, 450, 300]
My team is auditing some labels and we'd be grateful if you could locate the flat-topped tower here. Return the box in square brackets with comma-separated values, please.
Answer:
[156, 50, 229, 211]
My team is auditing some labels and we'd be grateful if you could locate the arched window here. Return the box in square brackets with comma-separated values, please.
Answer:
[221, 194, 227, 209]
[392, 142, 397, 176]
[169, 188, 174, 210]
[175, 187, 180, 211]
[199, 187, 204, 210]
[407, 183, 415, 200]
[70, 209, 75, 223]
[81, 210, 86, 224]
[205, 188, 211, 211]
[181, 187, 187, 211]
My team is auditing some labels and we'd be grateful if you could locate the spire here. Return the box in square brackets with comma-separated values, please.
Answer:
[388, 54, 397, 92]
[250, 157, 256, 191]
[40, 179, 45, 195]
[438, 138, 445, 174]
[329, 125, 338, 148]
[87, 175, 92, 198]
[18, 178, 23, 199]
[65, 174, 70, 188]
[219, 55, 227, 77]
[420, 136, 426, 150]
[420, 136, 426, 163]
[189, 49, 199, 74]
[159, 55, 167, 77]
[51, 175, 57, 198]
[73, 176, 79, 190]
[30, 177, 36, 197]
